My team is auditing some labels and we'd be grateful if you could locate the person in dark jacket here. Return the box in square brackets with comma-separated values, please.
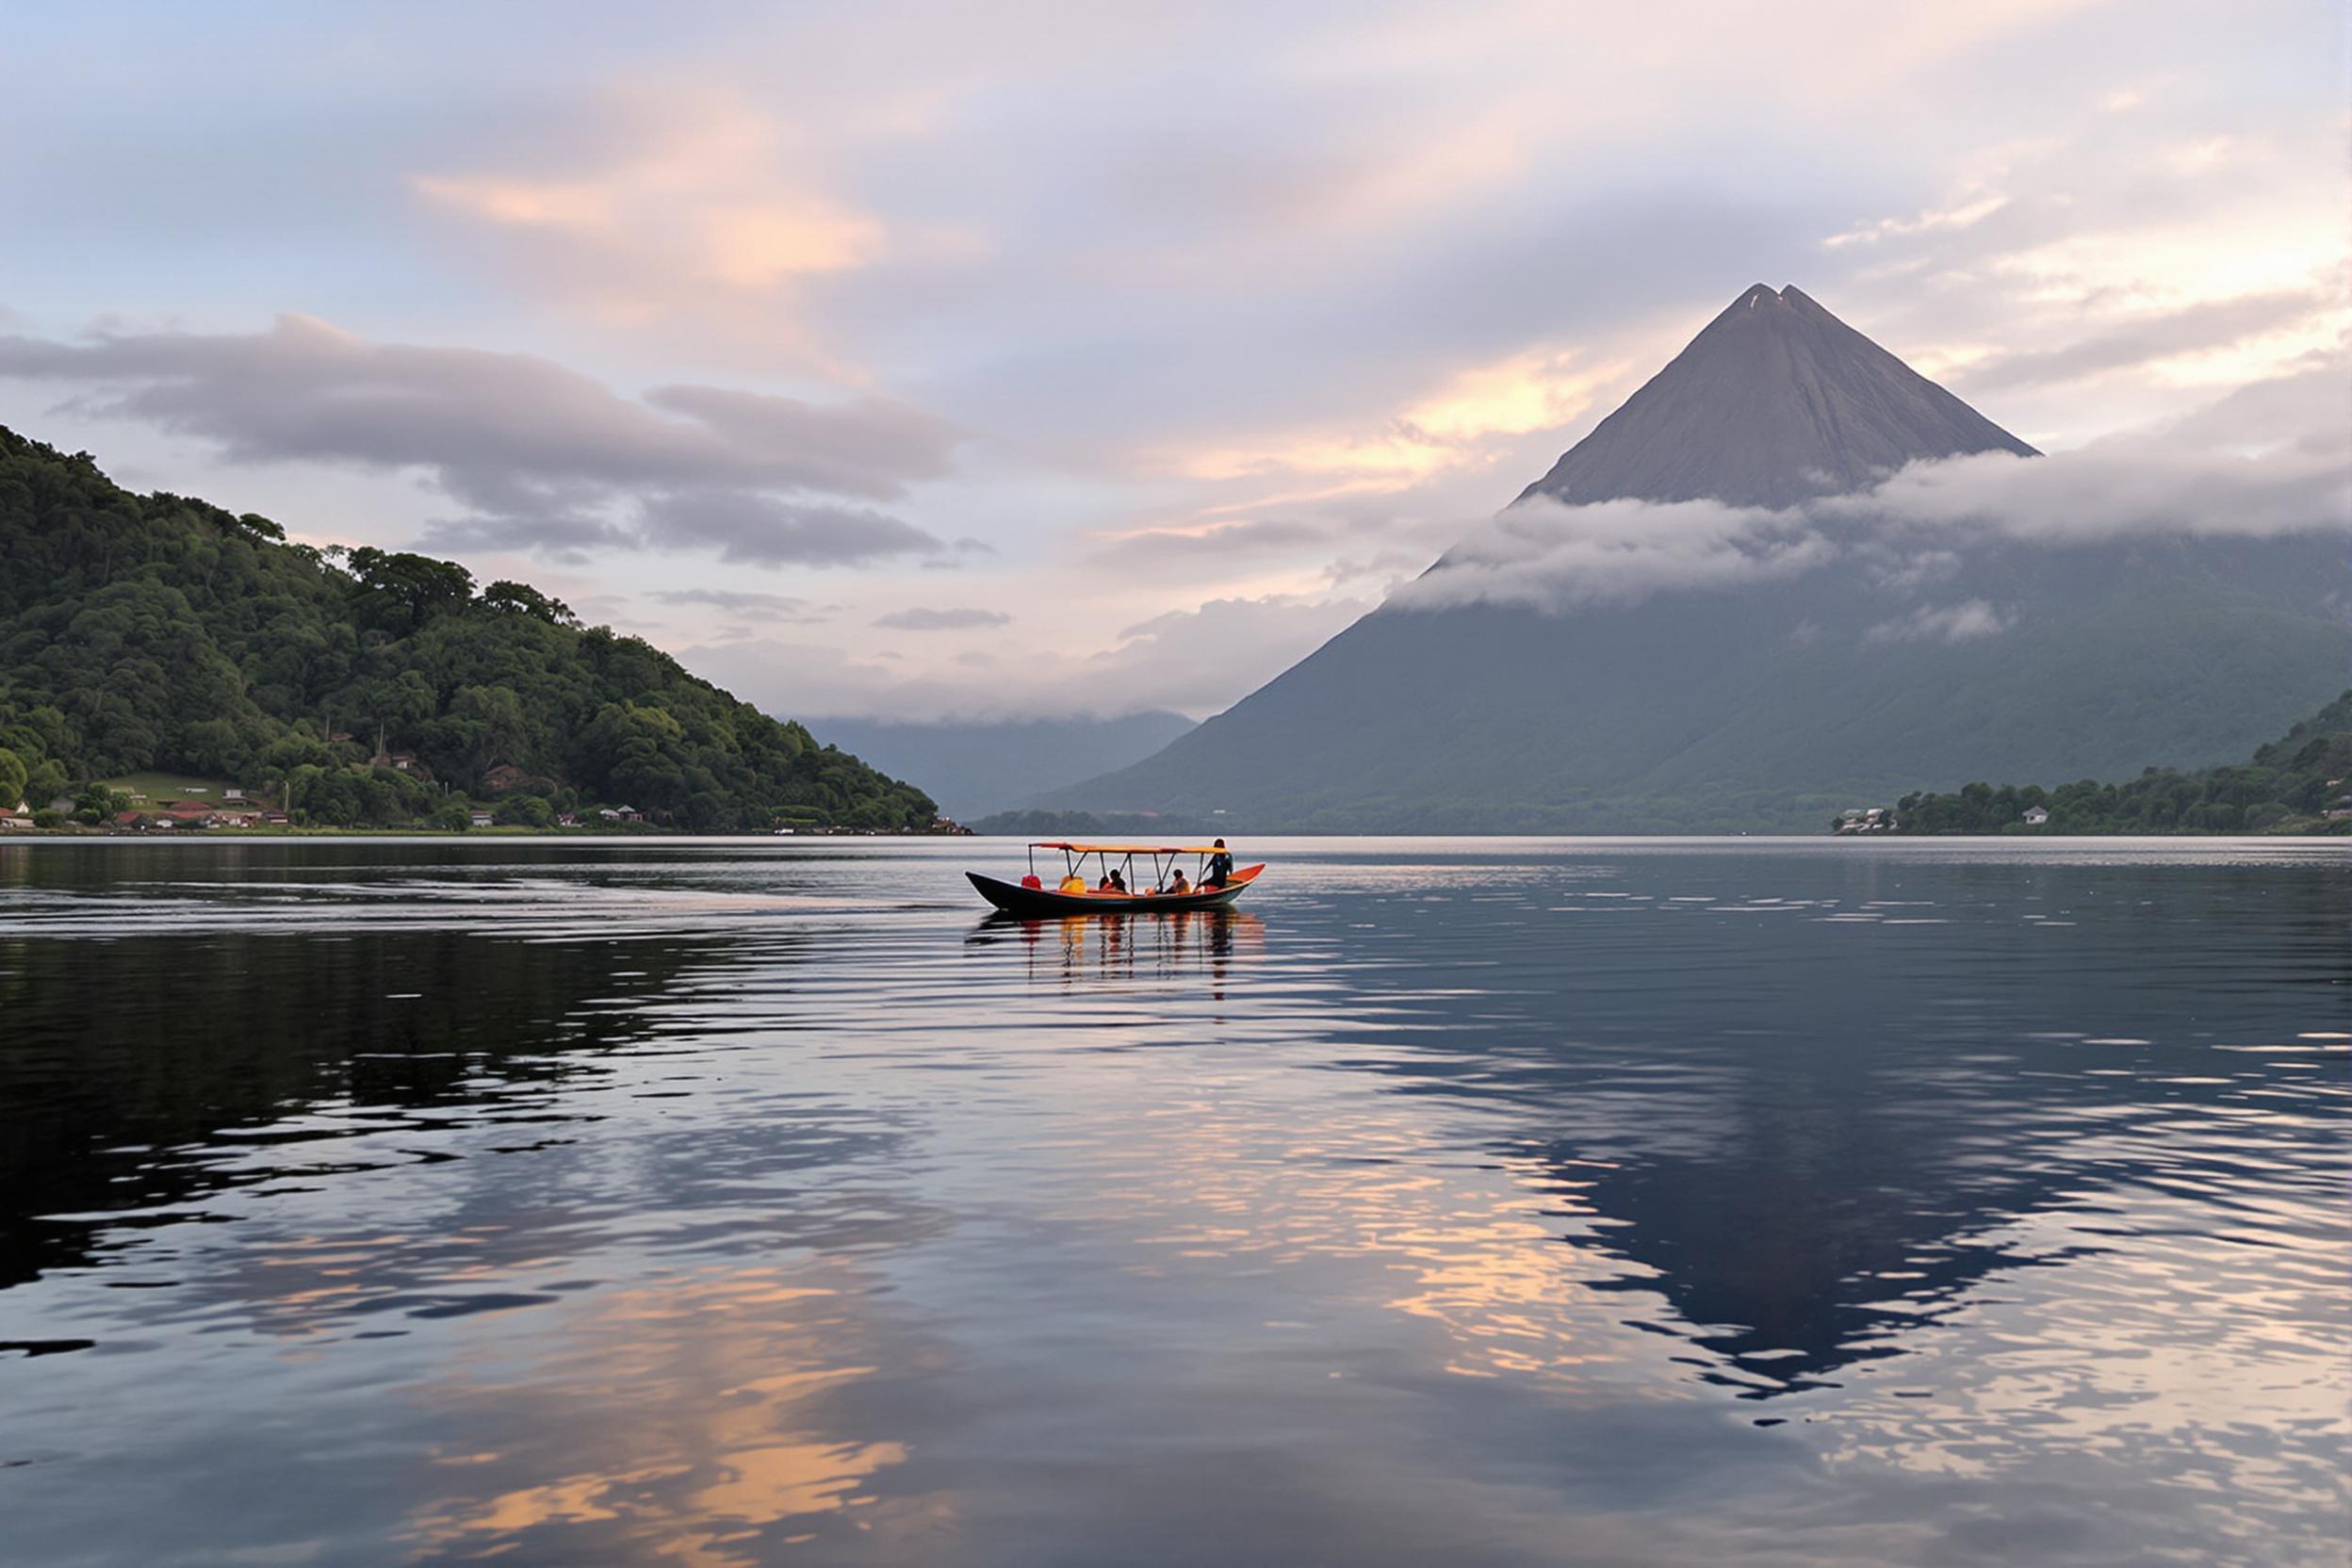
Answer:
[1203, 839, 1234, 887]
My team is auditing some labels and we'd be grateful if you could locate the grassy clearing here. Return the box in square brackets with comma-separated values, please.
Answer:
[97, 772, 277, 808]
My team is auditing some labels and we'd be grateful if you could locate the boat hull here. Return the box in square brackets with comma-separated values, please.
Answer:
[966, 865, 1262, 917]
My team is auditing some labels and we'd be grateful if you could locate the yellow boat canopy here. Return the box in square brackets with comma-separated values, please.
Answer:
[1032, 841, 1226, 856]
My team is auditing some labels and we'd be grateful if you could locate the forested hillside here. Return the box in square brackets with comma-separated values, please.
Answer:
[1886, 692, 2352, 834]
[0, 426, 936, 829]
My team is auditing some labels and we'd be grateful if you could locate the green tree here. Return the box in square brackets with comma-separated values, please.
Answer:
[496, 794, 555, 828]
[345, 547, 477, 634]
[25, 759, 68, 808]
[72, 784, 130, 824]
[481, 580, 576, 625]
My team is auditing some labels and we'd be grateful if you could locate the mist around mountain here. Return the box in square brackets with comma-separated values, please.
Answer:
[1044, 286, 2352, 832]
[0, 427, 937, 830]
[810, 710, 1196, 820]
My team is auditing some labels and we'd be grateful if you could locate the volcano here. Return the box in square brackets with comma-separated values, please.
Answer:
[1520, 284, 2035, 510]
[1042, 286, 2351, 831]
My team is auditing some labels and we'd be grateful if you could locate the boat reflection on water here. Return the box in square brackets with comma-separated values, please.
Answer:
[968, 907, 1266, 995]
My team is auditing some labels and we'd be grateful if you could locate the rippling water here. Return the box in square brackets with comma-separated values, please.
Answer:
[1, 837, 2344, 1566]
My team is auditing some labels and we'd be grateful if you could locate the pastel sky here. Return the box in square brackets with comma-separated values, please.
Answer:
[2, 1, 2344, 722]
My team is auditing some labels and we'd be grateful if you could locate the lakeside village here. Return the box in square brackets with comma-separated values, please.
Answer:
[2, 750, 973, 837]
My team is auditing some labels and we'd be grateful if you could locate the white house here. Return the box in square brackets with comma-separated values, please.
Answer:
[2022, 806, 2050, 826]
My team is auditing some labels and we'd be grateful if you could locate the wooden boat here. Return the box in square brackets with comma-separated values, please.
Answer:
[968, 841, 1264, 917]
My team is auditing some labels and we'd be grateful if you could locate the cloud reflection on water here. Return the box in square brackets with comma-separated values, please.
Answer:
[403, 1264, 935, 1566]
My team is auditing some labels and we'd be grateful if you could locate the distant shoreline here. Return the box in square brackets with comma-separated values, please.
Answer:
[1, 825, 971, 841]
[5, 825, 2341, 841]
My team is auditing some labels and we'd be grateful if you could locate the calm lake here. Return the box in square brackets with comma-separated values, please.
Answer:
[1, 837, 2344, 1566]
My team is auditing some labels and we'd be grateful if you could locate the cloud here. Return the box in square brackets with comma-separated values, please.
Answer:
[640, 384, 956, 498]
[1956, 288, 2333, 391]
[421, 169, 887, 286]
[0, 314, 958, 567]
[633, 489, 942, 566]
[1142, 347, 1630, 498]
[1825, 368, 2352, 542]
[409, 513, 642, 566]
[1387, 359, 2350, 614]
[1074, 493, 1467, 597]
[1088, 517, 1330, 564]
[405, 83, 927, 368]
[2158, 355, 2352, 450]
[1824, 191, 2012, 249]
[649, 588, 829, 622]
[1389, 496, 1838, 613]
[1088, 594, 1374, 715]
[872, 606, 1012, 630]
[1864, 598, 2011, 644]
[1325, 548, 1444, 588]
[1863, 547, 1962, 593]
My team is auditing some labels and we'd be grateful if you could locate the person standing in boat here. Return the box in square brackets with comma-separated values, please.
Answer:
[1203, 839, 1233, 888]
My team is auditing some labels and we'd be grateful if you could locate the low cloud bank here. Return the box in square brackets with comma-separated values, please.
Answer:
[0, 315, 960, 567]
[1390, 361, 2350, 617]
[1396, 497, 1836, 612]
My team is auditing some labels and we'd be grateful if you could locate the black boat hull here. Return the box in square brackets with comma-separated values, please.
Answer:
[966, 867, 1261, 917]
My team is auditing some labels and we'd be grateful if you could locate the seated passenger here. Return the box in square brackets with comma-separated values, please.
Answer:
[1167, 869, 1191, 895]
[1108, 868, 1127, 892]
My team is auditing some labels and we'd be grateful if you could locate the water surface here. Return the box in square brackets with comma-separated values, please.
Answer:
[1, 837, 2344, 1566]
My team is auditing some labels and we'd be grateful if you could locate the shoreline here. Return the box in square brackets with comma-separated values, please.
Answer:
[3, 825, 2341, 842]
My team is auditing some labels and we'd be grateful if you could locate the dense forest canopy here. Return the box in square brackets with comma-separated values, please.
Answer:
[0, 425, 936, 829]
[1882, 691, 2352, 835]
